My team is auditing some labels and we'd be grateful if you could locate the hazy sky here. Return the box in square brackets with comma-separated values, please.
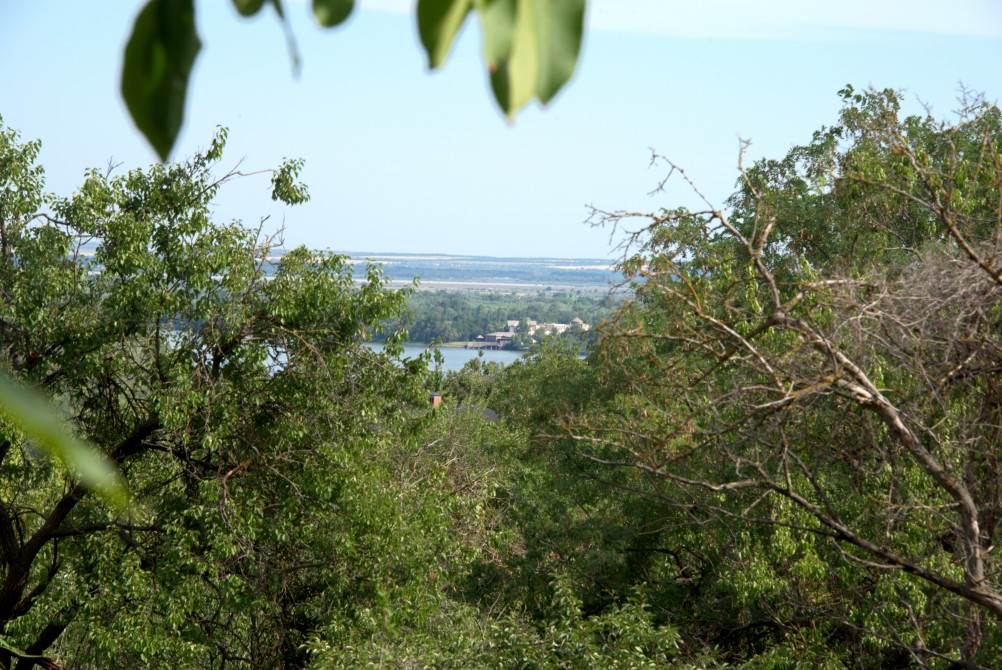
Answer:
[1, 1, 1000, 259]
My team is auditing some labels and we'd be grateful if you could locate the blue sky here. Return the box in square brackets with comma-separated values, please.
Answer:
[1, 1, 1000, 259]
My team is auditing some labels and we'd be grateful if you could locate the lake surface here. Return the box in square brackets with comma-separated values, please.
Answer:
[366, 343, 526, 372]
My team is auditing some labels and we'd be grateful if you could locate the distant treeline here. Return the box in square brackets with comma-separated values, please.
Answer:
[376, 290, 620, 343]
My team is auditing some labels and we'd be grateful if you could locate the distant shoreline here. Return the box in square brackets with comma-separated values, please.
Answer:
[385, 279, 614, 292]
[394, 341, 510, 350]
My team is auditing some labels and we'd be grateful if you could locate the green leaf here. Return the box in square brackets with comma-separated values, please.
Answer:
[477, 0, 516, 67]
[232, 0, 266, 16]
[488, 0, 538, 116]
[0, 370, 131, 512]
[527, 0, 584, 104]
[313, 0, 355, 27]
[418, 0, 473, 68]
[0, 635, 45, 661]
[487, 0, 584, 117]
[121, 0, 202, 161]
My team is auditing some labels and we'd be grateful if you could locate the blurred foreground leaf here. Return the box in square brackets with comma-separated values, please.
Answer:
[0, 370, 131, 512]
[418, 0, 472, 68]
[121, 0, 202, 161]
[232, 0, 267, 16]
[313, 0, 355, 27]
[121, 0, 585, 158]
[0, 634, 44, 661]
[420, 0, 585, 119]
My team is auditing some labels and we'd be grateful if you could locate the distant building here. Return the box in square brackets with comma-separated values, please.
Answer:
[506, 319, 538, 334]
[537, 323, 570, 336]
[485, 332, 515, 344]
[468, 318, 589, 349]
[466, 331, 514, 350]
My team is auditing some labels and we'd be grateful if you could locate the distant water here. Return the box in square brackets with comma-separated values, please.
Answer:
[366, 343, 526, 372]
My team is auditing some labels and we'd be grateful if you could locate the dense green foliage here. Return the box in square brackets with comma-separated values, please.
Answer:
[2, 87, 1001, 668]
[417, 88, 1002, 669]
[0, 125, 449, 668]
[571, 87, 1002, 667]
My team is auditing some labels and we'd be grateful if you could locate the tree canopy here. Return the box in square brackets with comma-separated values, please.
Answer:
[578, 87, 1002, 667]
[0, 122, 446, 667]
[2, 86, 1002, 668]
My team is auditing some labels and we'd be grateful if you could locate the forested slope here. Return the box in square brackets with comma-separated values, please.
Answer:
[1, 87, 1000, 668]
